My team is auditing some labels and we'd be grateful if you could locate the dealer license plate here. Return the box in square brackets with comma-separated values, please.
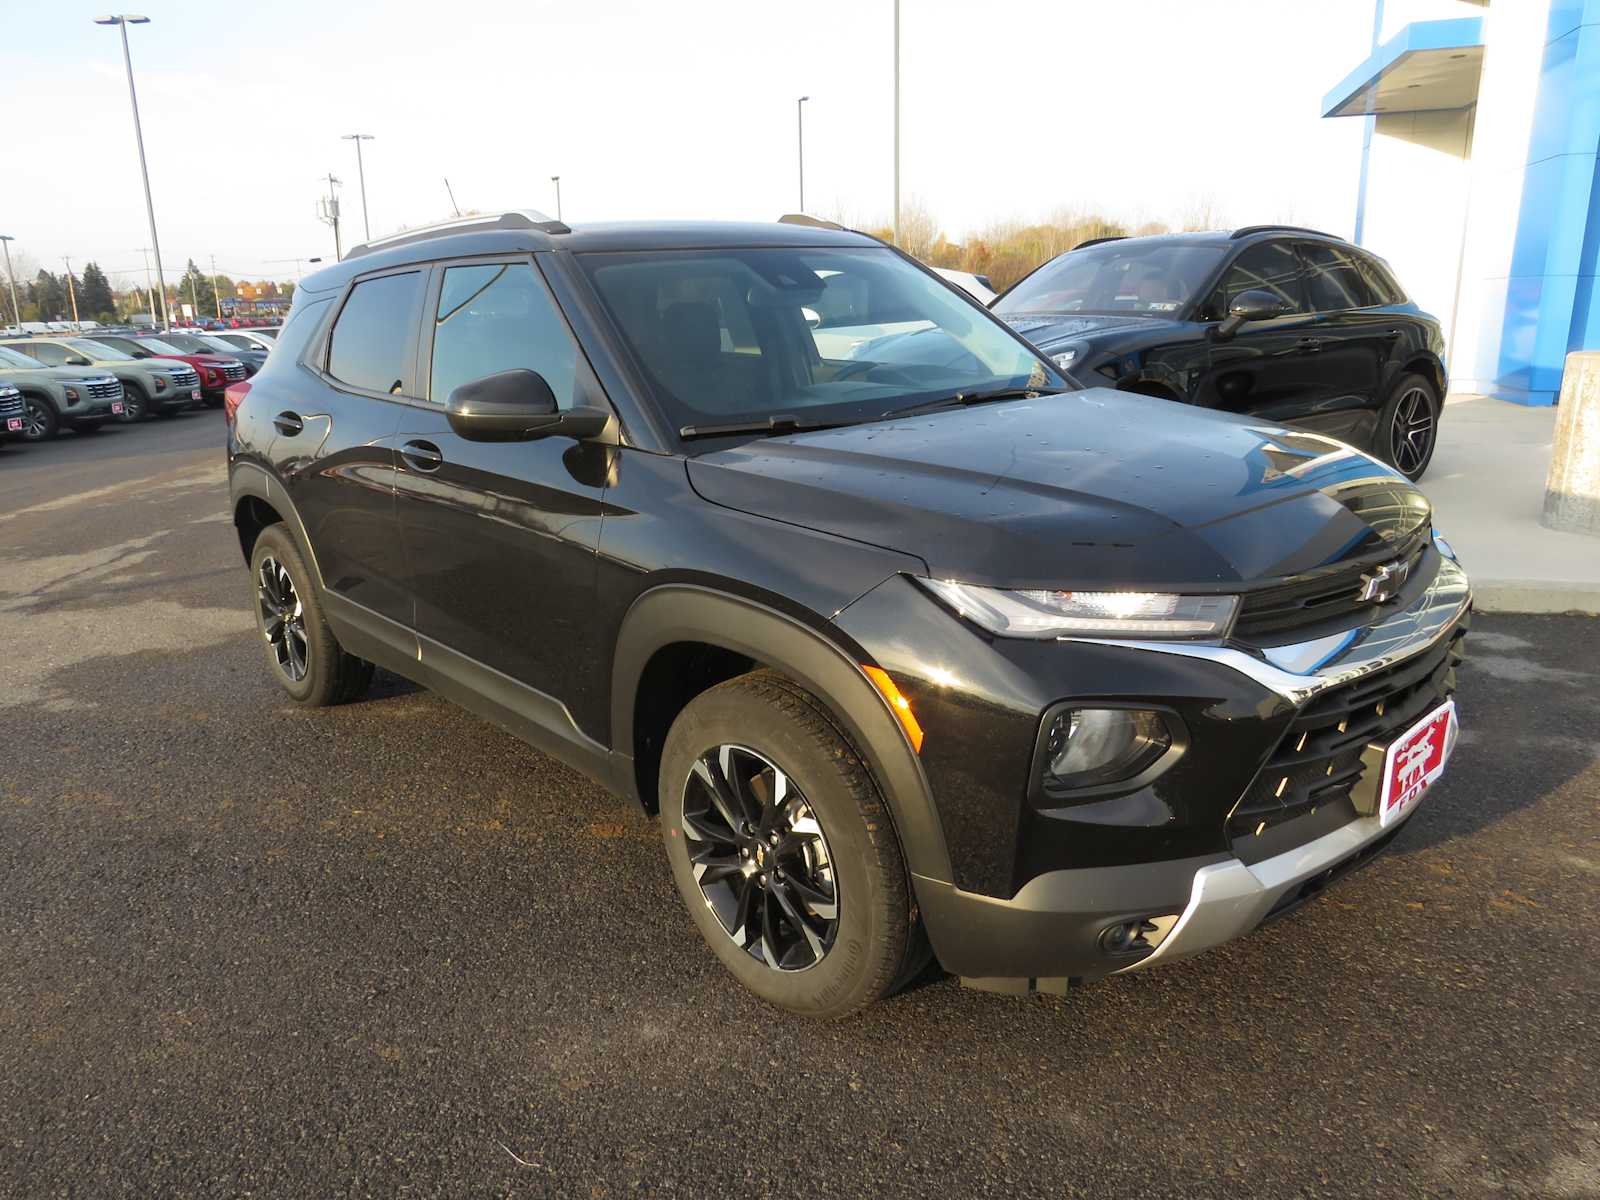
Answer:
[1379, 699, 1458, 827]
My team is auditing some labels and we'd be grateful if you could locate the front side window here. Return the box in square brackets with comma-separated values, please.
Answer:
[429, 262, 578, 407]
[994, 239, 1228, 317]
[1214, 243, 1306, 317]
[579, 246, 1061, 437]
[327, 271, 423, 395]
[1301, 243, 1380, 312]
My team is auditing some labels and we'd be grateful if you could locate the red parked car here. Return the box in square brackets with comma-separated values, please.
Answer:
[85, 333, 248, 408]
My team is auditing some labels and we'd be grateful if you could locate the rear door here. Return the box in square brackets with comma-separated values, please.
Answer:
[1294, 240, 1401, 440]
[1195, 240, 1322, 421]
[391, 256, 609, 724]
[272, 268, 420, 626]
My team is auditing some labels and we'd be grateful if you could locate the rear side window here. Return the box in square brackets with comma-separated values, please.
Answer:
[1214, 242, 1306, 316]
[1354, 252, 1406, 304]
[1301, 243, 1381, 312]
[327, 271, 424, 395]
[15, 341, 68, 365]
[428, 262, 579, 407]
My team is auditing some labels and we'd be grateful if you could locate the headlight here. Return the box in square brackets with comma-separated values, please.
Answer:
[1040, 706, 1174, 794]
[64, 387, 80, 401]
[153, 376, 168, 391]
[923, 579, 1238, 639]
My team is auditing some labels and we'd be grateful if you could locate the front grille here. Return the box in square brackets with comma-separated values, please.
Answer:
[1228, 621, 1467, 846]
[87, 379, 122, 400]
[171, 369, 199, 387]
[0, 391, 22, 418]
[1235, 533, 1429, 640]
[222, 364, 246, 382]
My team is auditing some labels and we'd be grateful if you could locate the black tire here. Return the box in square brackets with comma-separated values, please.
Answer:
[248, 524, 374, 707]
[659, 670, 927, 1018]
[19, 396, 57, 442]
[1377, 372, 1440, 481]
[116, 386, 148, 422]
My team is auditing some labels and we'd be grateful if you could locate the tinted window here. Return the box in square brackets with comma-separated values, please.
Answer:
[995, 239, 1227, 317]
[327, 271, 423, 394]
[9, 342, 64, 365]
[1302, 243, 1380, 312]
[1214, 242, 1306, 317]
[429, 263, 578, 407]
[1354, 251, 1406, 304]
[92, 336, 141, 356]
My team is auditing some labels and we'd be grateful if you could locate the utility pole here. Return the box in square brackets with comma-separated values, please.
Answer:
[892, 0, 901, 245]
[63, 257, 81, 325]
[551, 175, 562, 221]
[96, 15, 170, 331]
[0, 236, 21, 330]
[317, 173, 343, 261]
[797, 96, 809, 212]
[341, 134, 374, 240]
[210, 253, 224, 318]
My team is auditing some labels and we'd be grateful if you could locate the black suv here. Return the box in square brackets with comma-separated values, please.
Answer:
[228, 213, 1471, 1017]
[993, 227, 1448, 480]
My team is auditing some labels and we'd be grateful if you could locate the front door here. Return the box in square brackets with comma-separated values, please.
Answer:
[391, 257, 610, 728]
[1195, 240, 1323, 424]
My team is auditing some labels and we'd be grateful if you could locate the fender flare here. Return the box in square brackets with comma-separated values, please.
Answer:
[610, 584, 955, 886]
[228, 461, 325, 589]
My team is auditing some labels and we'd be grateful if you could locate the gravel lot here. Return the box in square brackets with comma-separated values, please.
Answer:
[2, 414, 1597, 1198]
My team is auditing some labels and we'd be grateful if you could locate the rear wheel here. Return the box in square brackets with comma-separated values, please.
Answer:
[1378, 373, 1440, 481]
[20, 397, 57, 442]
[659, 670, 926, 1018]
[249, 524, 374, 706]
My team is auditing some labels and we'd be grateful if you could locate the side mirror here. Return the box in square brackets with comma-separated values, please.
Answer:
[445, 368, 610, 442]
[66, 356, 90, 366]
[133, 350, 152, 358]
[801, 306, 822, 329]
[1214, 289, 1295, 340]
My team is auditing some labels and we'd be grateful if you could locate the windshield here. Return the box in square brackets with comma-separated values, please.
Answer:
[0, 346, 44, 368]
[133, 337, 189, 356]
[67, 338, 130, 360]
[578, 246, 1061, 436]
[189, 334, 239, 353]
[252, 328, 279, 340]
[994, 239, 1228, 317]
[160, 334, 214, 353]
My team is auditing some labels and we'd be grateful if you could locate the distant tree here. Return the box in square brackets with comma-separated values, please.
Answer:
[178, 258, 218, 318]
[79, 262, 116, 322]
[30, 270, 66, 321]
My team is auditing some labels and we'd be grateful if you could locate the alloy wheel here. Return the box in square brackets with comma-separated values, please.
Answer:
[1390, 386, 1435, 475]
[21, 400, 49, 441]
[119, 394, 143, 421]
[681, 744, 839, 972]
[257, 556, 309, 682]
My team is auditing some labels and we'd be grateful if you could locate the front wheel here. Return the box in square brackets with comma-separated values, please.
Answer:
[1378, 373, 1440, 481]
[116, 388, 147, 422]
[20, 397, 57, 442]
[659, 670, 926, 1018]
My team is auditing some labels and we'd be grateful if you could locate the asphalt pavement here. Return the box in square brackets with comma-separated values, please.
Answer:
[2, 415, 1597, 1198]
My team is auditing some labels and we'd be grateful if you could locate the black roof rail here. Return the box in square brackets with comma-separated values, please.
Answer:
[1230, 224, 1340, 241]
[1072, 236, 1127, 251]
[344, 209, 570, 260]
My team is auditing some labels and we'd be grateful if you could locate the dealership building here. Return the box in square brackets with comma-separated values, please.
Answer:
[1324, 0, 1600, 404]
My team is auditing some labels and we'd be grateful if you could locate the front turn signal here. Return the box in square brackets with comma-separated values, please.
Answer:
[862, 665, 924, 754]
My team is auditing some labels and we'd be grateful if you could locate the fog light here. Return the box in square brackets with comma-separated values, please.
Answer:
[1099, 914, 1180, 957]
[1042, 707, 1172, 794]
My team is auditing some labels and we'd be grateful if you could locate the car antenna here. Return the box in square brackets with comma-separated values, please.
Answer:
[444, 178, 461, 218]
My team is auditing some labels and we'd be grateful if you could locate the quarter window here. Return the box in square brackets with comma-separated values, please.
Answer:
[428, 262, 578, 407]
[327, 271, 424, 395]
[1354, 251, 1406, 305]
[1214, 243, 1305, 316]
[1302, 243, 1381, 312]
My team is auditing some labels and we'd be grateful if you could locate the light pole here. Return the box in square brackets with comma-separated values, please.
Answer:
[797, 96, 809, 212]
[0, 236, 20, 329]
[892, 0, 901, 245]
[95, 14, 170, 331]
[341, 134, 374, 240]
[551, 176, 562, 221]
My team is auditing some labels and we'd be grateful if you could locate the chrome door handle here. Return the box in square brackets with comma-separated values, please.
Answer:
[401, 439, 444, 472]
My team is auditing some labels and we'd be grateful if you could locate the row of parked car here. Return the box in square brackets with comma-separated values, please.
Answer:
[0, 326, 278, 443]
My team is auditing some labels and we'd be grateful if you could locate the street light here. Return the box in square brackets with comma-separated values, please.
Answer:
[94, 14, 171, 331]
[341, 134, 374, 241]
[0, 236, 20, 330]
[551, 175, 562, 221]
[797, 96, 810, 212]
[892, 0, 901, 245]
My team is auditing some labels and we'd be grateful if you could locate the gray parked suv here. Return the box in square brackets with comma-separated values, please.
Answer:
[0, 345, 123, 440]
[5, 337, 202, 420]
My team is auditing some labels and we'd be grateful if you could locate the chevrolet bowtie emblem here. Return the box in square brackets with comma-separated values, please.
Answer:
[1358, 558, 1411, 604]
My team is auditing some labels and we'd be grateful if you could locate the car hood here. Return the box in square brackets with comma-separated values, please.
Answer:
[998, 311, 1186, 350]
[685, 389, 1430, 591]
[0, 366, 114, 387]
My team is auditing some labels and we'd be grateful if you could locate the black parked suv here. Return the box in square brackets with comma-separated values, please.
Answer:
[228, 213, 1471, 1017]
[993, 226, 1448, 480]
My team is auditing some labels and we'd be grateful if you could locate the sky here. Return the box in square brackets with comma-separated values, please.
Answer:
[2, 0, 1381, 289]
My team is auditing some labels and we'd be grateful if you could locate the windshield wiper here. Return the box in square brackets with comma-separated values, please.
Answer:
[885, 386, 1065, 420]
[678, 413, 861, 441]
